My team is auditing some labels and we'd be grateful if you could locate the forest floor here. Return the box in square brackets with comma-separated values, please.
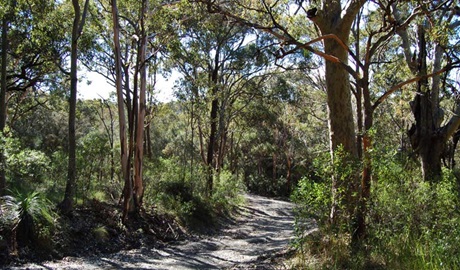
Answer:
[5, 194, 299, 269]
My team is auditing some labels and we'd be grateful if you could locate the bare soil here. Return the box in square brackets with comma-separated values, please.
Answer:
[5, 194, 296, 269]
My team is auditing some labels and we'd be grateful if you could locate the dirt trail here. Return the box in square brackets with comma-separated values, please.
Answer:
[9, 194, 296, 269]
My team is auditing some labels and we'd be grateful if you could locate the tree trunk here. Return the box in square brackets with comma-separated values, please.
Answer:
[409, 93, 444, 182]
[133, 0, 148, 210]
[61, 0, 82, 213]
[111, 0, 130, 222]
[206, 96, 218, 196]
[0, 15, 9, 195]
[353, 78, 373, 242]
[323, 39, 357, 156]
[321, 27, 358, 226]
[407, 25, 444, 183]
[206, 47, 221, 197]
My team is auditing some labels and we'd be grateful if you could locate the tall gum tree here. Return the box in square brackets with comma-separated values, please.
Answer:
[306, 0, 364, 225]
[60, 0, 90, 214]
[107, 0, 166, 220]
[110, 0, 130, 222]
[133, 0, 148, 210]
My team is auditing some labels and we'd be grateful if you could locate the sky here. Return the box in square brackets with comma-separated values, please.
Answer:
[79, 70, 178, 103]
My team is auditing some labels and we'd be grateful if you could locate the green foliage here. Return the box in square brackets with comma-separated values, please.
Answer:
[368, 151, 460, 269]
[92, 225, 109, 242]
[12, 190, 54, 223]
[291, 176, 331, 229]
[0, 190, 56, 250]
[246, 174, 289, 197]
[211, 170, 245, 211]
[143, 157, 244, 230]
[291, 147, 460, 269]
[1, 135, 50, 190]
[6, 149, 50, 185]
[76, 130, 112, 202]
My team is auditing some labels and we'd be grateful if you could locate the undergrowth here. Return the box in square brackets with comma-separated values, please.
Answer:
[291, 148, 460, 269]
[143, 157, 245, 232]
[0, 156, 245, 264]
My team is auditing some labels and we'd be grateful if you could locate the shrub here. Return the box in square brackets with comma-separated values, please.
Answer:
[0, 190, 56, 256]
[1, 135, 50, 191]
[143, 157, 244, 231]
[291, 147, 460, 269]
[368, 155, 460, 269]
[212, 169, 245, 212]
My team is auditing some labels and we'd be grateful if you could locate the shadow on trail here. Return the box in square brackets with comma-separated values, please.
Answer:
[9, 194, 297, 270]
[99, 194, 297, 269]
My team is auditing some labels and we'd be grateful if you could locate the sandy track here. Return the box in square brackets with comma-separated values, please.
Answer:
[9, 194, 295, 269]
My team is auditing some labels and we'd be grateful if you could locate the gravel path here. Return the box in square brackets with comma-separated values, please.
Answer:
[8, 194, 296, 269]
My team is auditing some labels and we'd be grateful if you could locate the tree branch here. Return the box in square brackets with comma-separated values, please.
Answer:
[78, 0, 91, 35]
[342, 0, 367, 31]
[372, 62, 460, 110]
[443, 103, 460, 140]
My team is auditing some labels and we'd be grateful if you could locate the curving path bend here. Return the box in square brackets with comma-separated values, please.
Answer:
[10, 194, 296, 270]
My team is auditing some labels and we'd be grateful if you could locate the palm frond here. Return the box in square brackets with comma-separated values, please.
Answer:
[0, 195, 21, 229]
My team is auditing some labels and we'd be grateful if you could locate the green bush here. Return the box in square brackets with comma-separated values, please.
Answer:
[1, 135, 50, 191]
[291, 176, 331, 229]
[369, 153, 460, 269]
[0, 190, 56, 255]
[291, 147, 460, 269]
[212, 169, 245, 211]
[142, 157, 244, 230]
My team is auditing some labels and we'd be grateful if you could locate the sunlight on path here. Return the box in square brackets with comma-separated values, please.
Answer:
[10, 194, 296, 270]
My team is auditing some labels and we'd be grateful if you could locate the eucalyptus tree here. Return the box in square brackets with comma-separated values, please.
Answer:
[107, 0, 174, 220]
[110, 0, 130, 221]
[59, 0, 91, 214]
[169, 2, 274, 196]
[391, 1, 460, 182]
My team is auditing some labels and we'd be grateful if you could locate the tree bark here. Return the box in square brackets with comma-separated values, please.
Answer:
[133, 0, 148, 210]
[111, 0, 130, 222]
[60, 0, 90, 213]
[0, 15, 9, 195]
[311, 1, 360, 226]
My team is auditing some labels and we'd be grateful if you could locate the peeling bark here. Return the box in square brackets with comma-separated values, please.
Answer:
[111, 0, 130, 222]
